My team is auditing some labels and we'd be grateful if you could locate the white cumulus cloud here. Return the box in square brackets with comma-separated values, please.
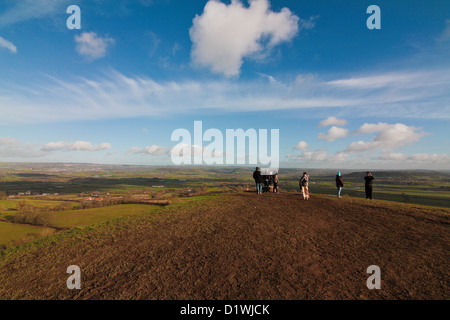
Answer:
[0, 137, 45, 158]
[189, 0, 300, 77]
[75, 32, 115, 61]
[293, 141, 309, 150]
[288, 148, 349, 163]
[318, 126, 349, 142]
[318, 116, 348, 127]
[346, 123, 426, 152]
[407, 153, 450, 162]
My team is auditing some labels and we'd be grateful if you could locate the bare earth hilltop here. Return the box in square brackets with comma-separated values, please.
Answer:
[0, 192, 448, 299]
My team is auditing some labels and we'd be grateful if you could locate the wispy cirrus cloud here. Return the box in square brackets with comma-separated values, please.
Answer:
[437, 19, 450, 43]
[127, 145, 168, 156]
[299, 15, 319, 30]
[42, 141, 111, 152]
[1, 68, 449, 124]
[326, 73, 422, 89]
[0, 36, 17, 53]
[0, 0, 72, 27]
[0, 137, 112, 160]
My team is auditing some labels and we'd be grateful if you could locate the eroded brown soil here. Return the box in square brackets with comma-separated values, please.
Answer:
[0, 192, 448, 299]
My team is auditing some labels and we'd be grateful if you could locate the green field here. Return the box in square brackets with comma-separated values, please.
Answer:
[0, 163, 449, 251]
[0, 197, 161, 248]
[50, 204, 160, 229]
[0, 199, 77, 221]
[0, 192, 448, 299]
[0, 221, 56, 249]
[282, 179, 450, 208]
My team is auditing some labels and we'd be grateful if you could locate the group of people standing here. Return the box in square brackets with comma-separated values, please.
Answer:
[335, 171, 374, 199]
[252, 167, 278, 194]
[252, 167, 375, 200]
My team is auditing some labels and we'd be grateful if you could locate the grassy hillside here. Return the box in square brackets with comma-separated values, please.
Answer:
[50, 204, 160, 229]
[0, 222, 56, 249]
[0, 192, 448, 300]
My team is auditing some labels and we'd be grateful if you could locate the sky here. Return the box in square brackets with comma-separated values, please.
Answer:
[0, 0, 449, 170]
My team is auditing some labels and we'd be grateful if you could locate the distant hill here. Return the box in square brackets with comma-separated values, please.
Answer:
[341, 170, 450, 182]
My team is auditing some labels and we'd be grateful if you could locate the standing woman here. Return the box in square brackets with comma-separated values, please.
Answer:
[336, 171, 344, 198]
[273, 173, 279, 193]
[299, 172, 310, 200]
[364, 172, 374, 199]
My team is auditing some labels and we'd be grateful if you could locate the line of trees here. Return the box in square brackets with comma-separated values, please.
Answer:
[14, 201, 53, 227]
[10, 188, 214, 227]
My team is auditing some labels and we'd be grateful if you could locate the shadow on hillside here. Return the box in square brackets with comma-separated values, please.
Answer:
[0, 177, 167, 194]
[0, 176, 236, 195]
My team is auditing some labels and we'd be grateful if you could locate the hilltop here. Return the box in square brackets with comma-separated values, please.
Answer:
[0, 192, 448, 300]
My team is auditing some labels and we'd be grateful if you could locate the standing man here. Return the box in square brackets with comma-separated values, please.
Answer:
[364, 172, 374, 200]
[299, 172, 310, 200]
[336, 171, 344, 198]
[253, 167, 263, 195]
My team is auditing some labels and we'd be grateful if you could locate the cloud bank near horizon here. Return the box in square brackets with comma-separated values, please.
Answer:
[291, 118, 450, 169]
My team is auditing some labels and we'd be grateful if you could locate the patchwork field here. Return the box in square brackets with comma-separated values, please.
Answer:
[0, 199, 162, 248]
[0, 163, 448, 300]
[50, 204, 160, 229]
[0, 192, 448, 299]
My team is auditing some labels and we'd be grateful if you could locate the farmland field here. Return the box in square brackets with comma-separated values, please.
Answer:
[50, 204, 160, 229]
[0, 221, 56, 249]
[0, 163, 448, 300]
[0, 192, 448, 299]
[0, 163, 449, 249]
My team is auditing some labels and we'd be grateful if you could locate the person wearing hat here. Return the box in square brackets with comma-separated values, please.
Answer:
[336, 171, 344, 198]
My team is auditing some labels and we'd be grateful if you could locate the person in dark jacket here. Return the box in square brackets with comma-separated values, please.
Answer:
[263, 174, 270, 193]
[253, 167, 263, 195]
[273, 173, 279, 193]
[364, 172, 374, 199]
[336, 171, 344, 198]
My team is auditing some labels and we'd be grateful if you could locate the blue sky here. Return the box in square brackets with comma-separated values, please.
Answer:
[0, 0, 449, 169]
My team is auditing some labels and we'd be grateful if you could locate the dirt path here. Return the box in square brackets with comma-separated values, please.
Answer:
[0, 192, 448, 299]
